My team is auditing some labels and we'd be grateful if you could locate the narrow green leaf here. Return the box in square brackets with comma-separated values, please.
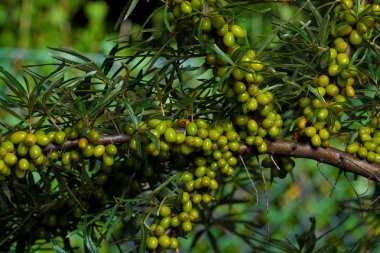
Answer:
[77, 100, 87, 115]
[163, 3, 172, 32]
[147, 33, 175, 71]
[0, 66, 27, 100]
[312, 109, 318, 125]
[0, 181, 15, 207]
[210, 44, 234, 65]
[356, 0, 360, 16]
[0, 105, 26, 122]
[67, 212, 108, 239]
[50, 237, 69, 253]
[350, 47, 364, 65]
[306, 84, 326, 105]
[138, 225, 148, 253]
[327, 111, 336, 128]
[366, 53, 376, 81]
[142, 129, 160, 150]
[49, 47, 93, 63]
[307, 1, 322, 28]
[285, 23, 311, 45]
[212, 67, 233, 95]
[83, 226, 98, 253]
[133, 134, 142, 157]
[124, 0, 139, 23]
[101, 44, 119, 76]
[148, 174, 178, 196]
[124, 100, 139, 128]
[319, 50, 330, 69]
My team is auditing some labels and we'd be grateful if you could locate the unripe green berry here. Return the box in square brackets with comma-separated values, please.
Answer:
[54, 131, 66, 144]
[147, 237, 158, 250]
[10, 131, 27, 144]
[181, 220, 193, 233]
[154, 225, 165, 236]
[36, 134, 50, 146]
[223, 32, 235, 47]
[18, 158, 29, 170]
[159, 206, 171, 217]
[1, 141, 14, 152]
[105, 144, 117, 156]
[102, 153, 114, 166]
[29, 145, 42, 160]
[170, 237, 179, 249]
[94, 145, 105, 157]
[83, 144, 95, 157]
[4, 153, 17, 166]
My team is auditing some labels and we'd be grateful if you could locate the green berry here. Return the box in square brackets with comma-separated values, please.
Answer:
[87, 130, 99, 143]
[4, 153, 17, 166]
[158, 234, 171, 248]
[105, 144, 117, 156]
[94, 145, 106, 157]
[102, 153, 114, 166]
[181, 220, 193, 233]
[54, 131, 66, 144]
[231, 24, 245, 38]
[10, 131, 27, 144]
[170, 237, 179, 249]
[17, 143, 29, 157]
[1, 141, 14, 152]
[147, 237, 159, 250]
[223, 32, 235, 47]
[171, 216, 181, 227]
[159, 206, 171, 217]
[181, 1, 192, 14]
[36, 134, 50, 146]
[186, 122, 198, 136]
[311, 134, 321, 147]
[154, 225, 165, 236]
[346, 142, 359, 154]
[164, 128, 177, 143]
[18, 158, 29, 170]
[29, 145, 42, 160]
[83, 144, 95, 157]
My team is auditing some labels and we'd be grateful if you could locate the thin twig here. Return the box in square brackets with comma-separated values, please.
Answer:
[344, 173, 364, 218]
[269, 155, 281, 171]
[259, 165, 270, 240]
[49, 117, 61, 131]
[105, 108, 121, 135]
[316, 162, 342, 191]
[239, 155, 259, 204]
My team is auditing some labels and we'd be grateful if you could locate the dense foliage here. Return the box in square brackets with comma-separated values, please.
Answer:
[0, 0, 380, 252]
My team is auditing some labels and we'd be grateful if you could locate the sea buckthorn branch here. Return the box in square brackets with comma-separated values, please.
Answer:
[240, 140, 380, 180]
[42, 135, 132, 152]
[43, 134, 380, 180]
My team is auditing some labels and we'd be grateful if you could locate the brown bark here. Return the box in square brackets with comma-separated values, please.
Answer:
[239, 140, 380, 181]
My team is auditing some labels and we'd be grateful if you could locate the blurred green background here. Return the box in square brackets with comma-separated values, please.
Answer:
[0, 1, 376, 252]
[0, 0, 116, 71]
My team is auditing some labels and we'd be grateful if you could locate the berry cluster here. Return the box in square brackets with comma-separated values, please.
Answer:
[0, 125, 118, 179]
[296, 0, 379, 148]
[131, 119, 241, 250]
[346, 118, 380, 163]
[332, 0, 379, 44]
[142, 1, 289, 250]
